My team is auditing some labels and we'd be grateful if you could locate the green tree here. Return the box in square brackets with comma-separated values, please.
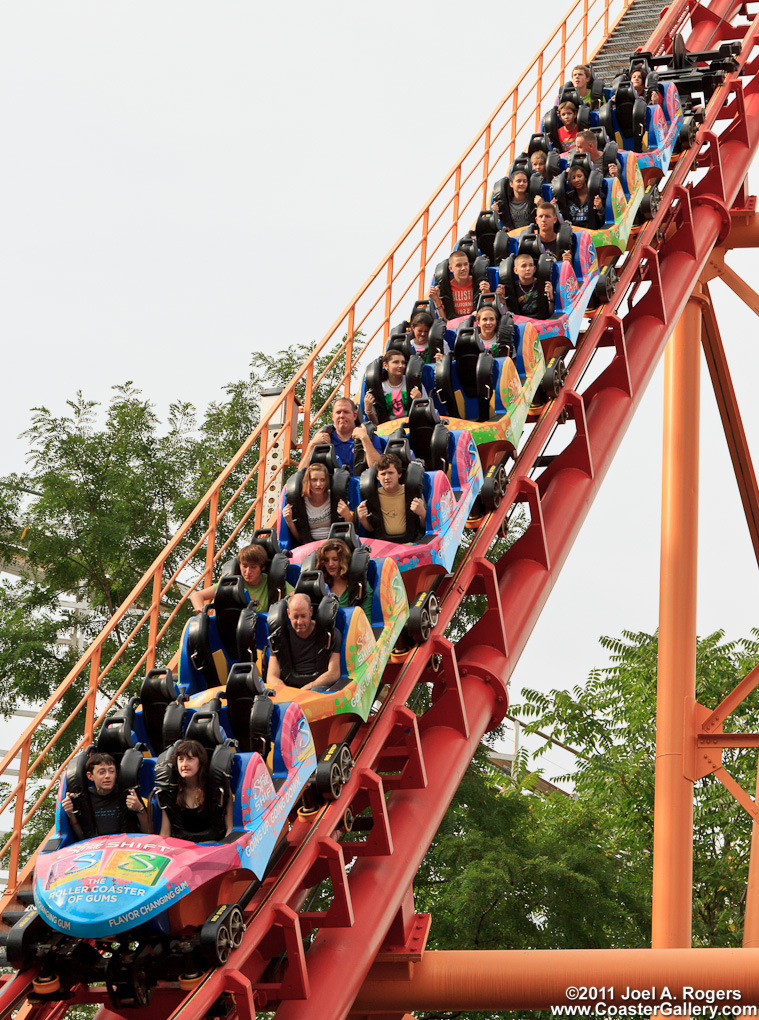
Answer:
[517, 628, 759, 947]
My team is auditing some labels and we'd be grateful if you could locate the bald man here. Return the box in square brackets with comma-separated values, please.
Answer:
[267, 593, 341, 691]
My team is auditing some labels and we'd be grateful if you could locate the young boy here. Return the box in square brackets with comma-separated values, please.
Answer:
[507, 170, 536, 228]
[191, 543, 292, 613]
[62, 752, 150, 839]
[507, 254, 555, 317]
[357, 453, 426, 539]
[557, 101, 579, 150]
[534, 202, 573, 262]
[530, 150, 548, 175]
[428, 250, 495, 322]
[364, 350, 427, 424]
[570, 65, 594, 106]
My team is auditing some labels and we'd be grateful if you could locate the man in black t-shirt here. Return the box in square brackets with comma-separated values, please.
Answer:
[267, 593, 341, 691]
[62, 753, 150, 839]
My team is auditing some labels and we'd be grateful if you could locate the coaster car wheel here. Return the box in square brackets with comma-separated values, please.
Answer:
[315, 742, 353, 801]
[540, 355, 567, 399]
[640, 184, 661, 220]
[407, 589, 439, 642]
[200, 903, 245, 967]
[677, 117, 699, 152]
[590, 265, 617, 307]
[480, 462, 508, 512]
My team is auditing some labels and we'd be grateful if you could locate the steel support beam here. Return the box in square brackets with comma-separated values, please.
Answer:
[353, 948, 759, 1013]
[651, 286, 703, 948]
[699, 284, 759, 568]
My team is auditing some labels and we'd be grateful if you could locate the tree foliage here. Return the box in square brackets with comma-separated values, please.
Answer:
[0, 341, 350, 756]
[410, 629, 759, 1019]
[517, 628, 759, 947]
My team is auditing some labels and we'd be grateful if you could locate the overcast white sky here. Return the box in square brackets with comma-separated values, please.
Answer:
[1, 2, 757, 781]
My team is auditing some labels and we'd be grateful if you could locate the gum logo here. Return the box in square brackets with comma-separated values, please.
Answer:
[103, 851, 169, 886]
[48, 851, 103, 890]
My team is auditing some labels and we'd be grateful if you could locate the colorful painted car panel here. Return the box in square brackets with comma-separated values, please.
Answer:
[36, 703, 316, 939]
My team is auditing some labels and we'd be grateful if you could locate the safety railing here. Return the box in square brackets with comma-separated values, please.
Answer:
[0, 0, 694, 896]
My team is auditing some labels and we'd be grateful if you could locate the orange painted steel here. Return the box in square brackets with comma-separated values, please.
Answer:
[0, 0, 639, 901]
[651, 288, 703, 949]
[700, 278, 759, 568]
[352, 949, 759, 1013]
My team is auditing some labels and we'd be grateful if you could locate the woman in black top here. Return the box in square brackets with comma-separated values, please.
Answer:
[159, 740, 233, 840]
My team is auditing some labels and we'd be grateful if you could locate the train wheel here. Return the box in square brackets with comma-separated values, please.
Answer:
[678, 117, 698, 152]
[315, 742, 350, 801]
[481, 463, 507, 511]
[426, 594, 439, 628]
[316, 759, 344, 800]
[200, 903, 243, 966]
[407, 591, 429, 641]
[338, 743, 354, 784]
[640, 184, 661, 220]
[228, 906, 245, 951]
[672, 33, 688, 70]
[592, 265, 617, 305]
[540, 355, 567, 399]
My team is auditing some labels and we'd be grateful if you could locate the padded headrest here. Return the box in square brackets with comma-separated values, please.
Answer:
[509, 155, 532, 178]
[294, 569, 329, 607]
[141, 668, 178, 705]
[310, 444, 341, 474]
[327, 521, 361, 551]
[384, 437, 413, 471]
[185, 707, 225, 749]
[567, 153, 593, 178]
[227, 661, 265, 699]
[97, 698, 139, 761]
[476, 292, 501, 317]
[454, 326, 485, 361]
[455, 235, 478, 262]
[614, 82, 638, 107]
[527, 133, 551, 155]
[386, 334, 414, 361]
[408, 397, 441, 432]
[252, 528, 282, 561]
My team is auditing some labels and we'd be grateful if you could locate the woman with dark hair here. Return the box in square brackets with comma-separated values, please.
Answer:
[159, 740, 233, 840]
[566, 164, 604, 227]
[315, 538, 373, 622]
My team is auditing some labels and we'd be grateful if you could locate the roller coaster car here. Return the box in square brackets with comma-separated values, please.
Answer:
[595, 80, 681, 182]
[552, 152, 645, 260]
[634, 36, 740, 149]
[356, 350, 427, 427]
[493, 226, 602, 341]
[170, 534, 408, 760]
[12, 702, 316, 1006]
[387, 301, 445, 365]
[349, 436, 480, 640]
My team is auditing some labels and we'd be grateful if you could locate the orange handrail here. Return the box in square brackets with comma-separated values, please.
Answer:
[0, 0, 652, 896]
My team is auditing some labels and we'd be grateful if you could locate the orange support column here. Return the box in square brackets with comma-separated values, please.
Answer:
[651, 285, 704, 948]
